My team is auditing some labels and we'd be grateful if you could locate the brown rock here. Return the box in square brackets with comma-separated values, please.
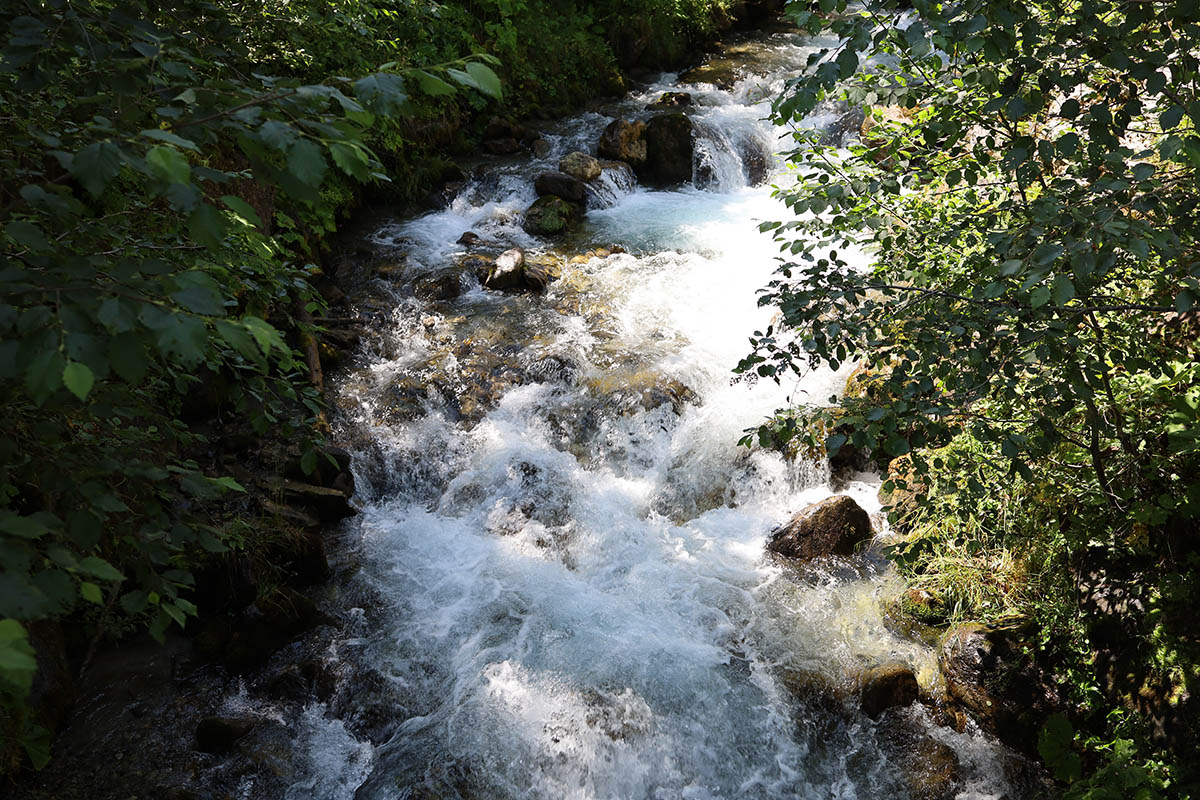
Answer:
[766, 495, 872, 561]
[938, 623, 1060, 753]
[558, 151, 602, 181]
[859, 662, 919, 718]
[598, 119, 648, 165]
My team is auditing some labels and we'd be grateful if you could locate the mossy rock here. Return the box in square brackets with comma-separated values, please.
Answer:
[522, 195, 583, 236]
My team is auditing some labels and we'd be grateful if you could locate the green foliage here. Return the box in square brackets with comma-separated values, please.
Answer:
[746, 0, 1200, 788]
[0, 0, 503, 771]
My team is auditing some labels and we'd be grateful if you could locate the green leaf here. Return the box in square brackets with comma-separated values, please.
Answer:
[0, 514, 47, 540]
[354, 73, 408, 114]
[1051, 274, 1075, 305]
[78, 556, 124, 582]
[221, 195, 263, 229]
[465, 62, 503, 100]
[139, 129, 198, 151]
[70, 141, 123, 197]
[188, 204, 227, 249]
[62, 361, 95, 401]
[1160, 105, 1185, 130]
[145, 145, 191, 184]
[109, 332, 148, 385]
[170, 271, 226, 316]
[80, 582, 103, 605]
[0, 619, 37, 697]
[24, 348, 64, 405]
[329, 142, 370, 181]
[287, 139, 327, 188]
[417, 71, 456, 97]
[5, 221, 51, 253]
[211, 476, 247, 493]
[1030, 286, 1051, 308]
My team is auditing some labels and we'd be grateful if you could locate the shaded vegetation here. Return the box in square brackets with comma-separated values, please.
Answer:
[744, 0, 1200, 794]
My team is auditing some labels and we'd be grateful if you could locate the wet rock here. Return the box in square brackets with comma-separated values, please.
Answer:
[859, 662, 919, 718]
[646, 91, 693, 109]
[534, 170, 587, 203]
[642, 113, 695, 186]
[483, 137, 522, 155]
[881, 589, 945, 646]
[195, 716, 254, 754]
[456, 231, 483, 246]
[767, 495, 872, 562]
[423, 180, 464, 210]
[481, 248, 527, 291]
[263, 664, 309, 702]
[877, 716, 963, 800]
[531, 137, 552, 158]
[483, 116, 520, 141]
[739, 139, 769, 186]
[938, 623, 1060, 752]
[558, 151, 602, 181]
[414, 270, 465, 302]
[268, 478, 355, 521]
[598, 119, 648, 166]
[522, 195, 583, 236]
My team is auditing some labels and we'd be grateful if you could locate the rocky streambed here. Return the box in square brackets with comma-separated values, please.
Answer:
[14, 27, 1054, 800]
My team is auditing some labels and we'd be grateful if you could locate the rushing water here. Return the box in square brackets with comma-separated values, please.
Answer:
[285, 29, 1025, 800]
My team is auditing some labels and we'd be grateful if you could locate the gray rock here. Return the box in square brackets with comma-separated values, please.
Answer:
[642, 113, 695, 186]
[534, 170, 587, 203]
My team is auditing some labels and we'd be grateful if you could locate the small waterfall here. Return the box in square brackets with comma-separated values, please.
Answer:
[585, 161, 637, 208]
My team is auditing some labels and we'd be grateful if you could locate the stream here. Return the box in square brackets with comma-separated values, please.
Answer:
[280, 28, 1027, 800]
[11, 25, 1036, 800]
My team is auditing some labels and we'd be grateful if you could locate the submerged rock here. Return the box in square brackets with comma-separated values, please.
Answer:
[534, 170, 587, 203]
[642, 113, 695, 186]
[414, 270, 466, 302]
[859, 662, 919, 718]
[522, 195, 582, 236]
[558, 150, 602, 181]
[767, 495, 872, 562]
[598, 119, 648, 166]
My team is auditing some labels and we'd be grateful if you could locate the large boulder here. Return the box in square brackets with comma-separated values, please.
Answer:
[766, 495, 872, 561]
[642, 113, 695, 186]
[598, 119, 647, 166]
[522, 195, 582, 236]
[558, 151, 602, 181]
[859, 662, 919, 718]
[534, 170, 587, 203]
[938, 623, 1061, 753]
